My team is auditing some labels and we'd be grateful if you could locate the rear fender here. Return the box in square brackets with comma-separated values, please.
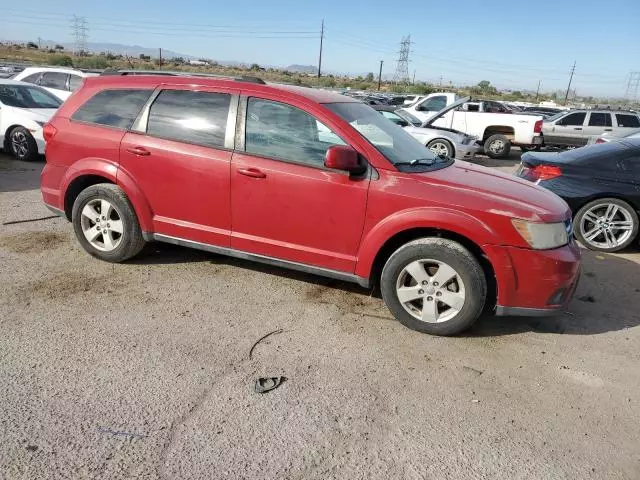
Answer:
[61, 158, 153, 231]
[355, 207, 501, 278]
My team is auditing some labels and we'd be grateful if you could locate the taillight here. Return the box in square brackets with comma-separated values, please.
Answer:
[43, 123, 57, 143]
[595, 138, 606, 144]
[532, 164, 562, 180]
[534, 119, 543, 134]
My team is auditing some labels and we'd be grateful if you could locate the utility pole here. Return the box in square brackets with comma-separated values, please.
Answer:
[439, 75, 443, 88]
[377, 60, 384, 91]
[37, 37, 42, 49]
[564, 61, 576, 105]
[159, 48, 162, 67]
[317, 19, 324, 78]
[393, 35, 411, 84]
[535, 80, 541, 102]
[412, 70, 416, 84]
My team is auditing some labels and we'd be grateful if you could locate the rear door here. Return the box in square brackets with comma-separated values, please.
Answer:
[582, 112, 613, 143]
[120, 85, 239, 247]
[39, 72, 71, 100]
[545, 112, 586, 146]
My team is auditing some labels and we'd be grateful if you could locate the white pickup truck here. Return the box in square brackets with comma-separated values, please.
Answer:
[400, 93, 544, 158]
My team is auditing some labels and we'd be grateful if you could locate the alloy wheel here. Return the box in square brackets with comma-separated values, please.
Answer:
[579, 203, 634, 250]
[11, 130, 29, 159]
[80, 199, 124, 252]
[429, 141, 450, 157]
[395, 259, 466, 323]
[488, 139, 505, 154]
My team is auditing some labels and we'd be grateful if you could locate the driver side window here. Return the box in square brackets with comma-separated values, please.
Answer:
[419, 96, 447, 112]
[245, 98, 345, 167]
[557, 112, 586, 126]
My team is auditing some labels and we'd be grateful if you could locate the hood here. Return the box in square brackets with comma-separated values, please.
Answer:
[413, 161, 570, 223]
[11, 107, 58, 123]
[421, 96, 470, 127]
[403, 124, 465, 142]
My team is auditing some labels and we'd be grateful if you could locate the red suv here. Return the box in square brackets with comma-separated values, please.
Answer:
[41, 75, 580, 335]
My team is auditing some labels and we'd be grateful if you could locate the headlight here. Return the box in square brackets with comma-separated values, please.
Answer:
[511, 219, 568, 249]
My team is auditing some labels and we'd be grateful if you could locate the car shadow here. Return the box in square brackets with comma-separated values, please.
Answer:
[0, 153, 46, 193]
[132, 242, 639, 336]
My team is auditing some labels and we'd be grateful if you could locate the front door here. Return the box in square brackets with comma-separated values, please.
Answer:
[230, 96, 370, 273]
[582, 112, 613, 144]
[546, 111, 587, 146]
[119, 85, 239, 247]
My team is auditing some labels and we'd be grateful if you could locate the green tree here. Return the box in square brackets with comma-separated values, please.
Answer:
[365, 72, 374, 82]
[250, 63, 261, 71]
[27, 41, 38, 49]
[74, 56, 110, 69]
[55, 44, 64, 50]
[50, 55, 74, 67]
[477, 80, 491, 89]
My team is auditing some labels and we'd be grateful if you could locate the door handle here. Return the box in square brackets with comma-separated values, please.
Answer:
[126, 146, 151, 156]
[573, 127, 582, 130]
[237, 167, 266, 179]
[604, 128, 612, 131]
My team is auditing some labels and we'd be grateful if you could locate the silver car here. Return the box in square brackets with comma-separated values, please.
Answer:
[542, 109, 640, 148]
[373, 100, 480, 160]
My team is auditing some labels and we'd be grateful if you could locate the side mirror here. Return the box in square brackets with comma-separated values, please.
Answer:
[325, 145, 362, 173]
[415, 105, 424, 112]
[396, 119, 409, 127]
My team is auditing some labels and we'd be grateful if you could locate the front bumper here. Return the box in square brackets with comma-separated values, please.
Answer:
[455, 142, 481, 160]
[484, 241, 581, 317]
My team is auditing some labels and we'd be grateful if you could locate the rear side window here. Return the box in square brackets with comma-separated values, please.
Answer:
[588, 113, 612, 127]
[40, 72, 68, 90]
[558, 112, 586, 126]
[72, 89, 152, 129]
[616, 114, 640, 128]
[146, 90, 231, 148]
[68, 74, 84, 91]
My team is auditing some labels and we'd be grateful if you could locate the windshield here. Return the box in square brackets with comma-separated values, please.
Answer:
[0, 84, 62, 109]
[394, 109, 422, 126]
[326, 102, 440, 166]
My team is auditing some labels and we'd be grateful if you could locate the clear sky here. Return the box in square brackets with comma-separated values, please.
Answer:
[1, 0, 638, 97]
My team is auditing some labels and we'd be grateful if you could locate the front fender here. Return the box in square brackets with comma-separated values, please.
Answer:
[354, 207, 500, 278]
[61, 158, 153, 232]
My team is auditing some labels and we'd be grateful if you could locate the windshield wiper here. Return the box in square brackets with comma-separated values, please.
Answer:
[394, 158, 437, 167]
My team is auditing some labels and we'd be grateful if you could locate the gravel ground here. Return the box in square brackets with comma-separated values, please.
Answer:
[1, 152, 639, 479]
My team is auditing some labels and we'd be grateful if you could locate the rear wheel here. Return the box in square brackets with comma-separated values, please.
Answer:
[574, 198, 638, 252]
[380, 238, 487, 336]
[427, 138, 454, 158]
[484, 134, 511, 159]
[72, 184, 146, 262]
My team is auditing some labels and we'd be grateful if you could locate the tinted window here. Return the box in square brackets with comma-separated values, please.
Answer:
[68, 74, 84, 91]
[147, 90, 231, 148]
[0, 85, 61, 108]
[420, 96, 447, 112]
[588, 112, 612, 127]
[558, 112, 586, 126]
[616, 114, 640, 128]
[40, 72, 68, 90]
[72, 89, 152, 129]
[21, 72, 42, 84]
[245, 98, 345, 167]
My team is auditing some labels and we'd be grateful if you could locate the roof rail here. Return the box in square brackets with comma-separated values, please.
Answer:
[100, 69, 266, 84]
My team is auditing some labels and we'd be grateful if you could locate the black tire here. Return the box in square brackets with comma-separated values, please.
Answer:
[484, 134, 511, 159]
[574, 198, 639, 253]
[7, 126, 39, 161]
[72, 183, 146, 262]
[520, 145, 540, 152]
[380, 238, 487, 336]
[426, 138, 454, 158]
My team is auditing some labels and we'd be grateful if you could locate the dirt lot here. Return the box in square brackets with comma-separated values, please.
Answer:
[1, 151, 639, 480]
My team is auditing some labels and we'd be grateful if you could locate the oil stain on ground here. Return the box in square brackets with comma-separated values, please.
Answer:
[0, 231, 67, 254]
[17, 272, 127, 301]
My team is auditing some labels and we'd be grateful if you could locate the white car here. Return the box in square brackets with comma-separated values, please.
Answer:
[11, 67, 97, 101]
[0, 79, 61, 161]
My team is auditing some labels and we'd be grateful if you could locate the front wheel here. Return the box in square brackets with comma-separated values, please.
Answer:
[427, 138, 454, 158]
[380, 238, 487, 336]
[72, 183, 146, 262]
[484, 134, 511, 159]
[8, 126, 39, 161]
[574, 198, 638, 252]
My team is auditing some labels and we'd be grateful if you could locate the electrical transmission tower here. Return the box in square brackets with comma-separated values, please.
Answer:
[626, 72, 640, 103]
[71, 15, 89, 55]
[393, 35, 411, 84]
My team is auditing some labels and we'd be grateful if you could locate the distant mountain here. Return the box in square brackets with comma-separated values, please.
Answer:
[285, 64, 317, 74]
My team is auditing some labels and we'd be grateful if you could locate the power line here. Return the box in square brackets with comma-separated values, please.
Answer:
[393, 35, 411, 84]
